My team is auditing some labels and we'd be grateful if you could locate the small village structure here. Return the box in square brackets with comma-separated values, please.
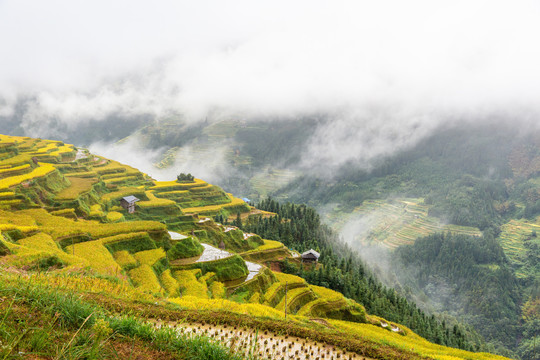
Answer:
[119, 195, 140, 214]
[301, 249, 320, 263]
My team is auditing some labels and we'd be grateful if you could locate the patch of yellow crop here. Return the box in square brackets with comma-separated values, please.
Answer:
[276, 287, 312, 311]
[0, 210, 36, 226]
[100, 231, 150, 245]
[0, 163, 56, 189]
[0, 224, 39, 233]
[101, 187, 144, 202]
[17, 209, 165, 240]
[106, 211, 124, 222]
[50, 208, 77, 218]
[328, 320, 507, 360]
[169, 296, 288, 319]
[209, 281, 225, 299]
[89, 204, 104, 217]
[173, 269, 209, 298]
[2, 237, 86, 270]
[65, 171, 97, 178]
[0, 164, 30, 176]
[0, 134, 27, 143]
[160, 269, 180, 295]
[154, 190, 189, 196]
[297, 298, 326, 316]
[0, 154, 33, 167]
[35, 142, 59, 153]
[103, 175, 141, 185]
[129, 264, 163, 294]
[180, 194, 247, 214]
[150, 178, 207, 190]
[263, 272, 307, 305]
[49, 145, 76, 157]
[17, 233, 58, 252]
[137, 190, 177, 208]
[65, 239, 120, 275]
[310, 285, 343, 302]
[113, 250, 138, 268]
[94, 159, 139, 175]
[249, 292, 260, 303]
[56, 177, 96, 200]
[133, 248, 165, 266]
[0, 271, 148, 302]
[244, 239, 284, 253]
[274, 272, 306, 285]
[0, 199, 22, 208]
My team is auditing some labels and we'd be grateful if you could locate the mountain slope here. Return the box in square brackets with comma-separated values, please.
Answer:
[0, 133, 510, 360]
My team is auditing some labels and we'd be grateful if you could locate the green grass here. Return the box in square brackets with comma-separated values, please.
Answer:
[172, 254, 249, 282]
[0, 273, 244, 360]
[168, 236, 204, 260]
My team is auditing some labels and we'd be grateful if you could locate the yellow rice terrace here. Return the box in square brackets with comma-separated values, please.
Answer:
[0, 134, 509, 360]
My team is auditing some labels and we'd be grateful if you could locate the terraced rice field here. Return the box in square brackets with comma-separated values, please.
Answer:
[250, 167, 299, 197]
[202, 120, 244, 138]
[245, 261, 263, 281]
[181, 194, 247, 214]
[197, 243, 234, 262]
[56, 177, 97, 200]
[156, 321, 369, 360]
[173, 242, 263, 283]
[498, 218, 540, 277]
[328, 199, 482, 249]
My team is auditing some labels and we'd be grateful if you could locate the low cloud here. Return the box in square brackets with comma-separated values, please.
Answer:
[2, 0, 540, 170]
[89, 136, 232, 185]
[301, 108, 441, 174]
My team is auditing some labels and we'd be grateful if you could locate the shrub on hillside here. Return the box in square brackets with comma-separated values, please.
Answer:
[176, 173, 194, 182]
[167, 237, 204, 260]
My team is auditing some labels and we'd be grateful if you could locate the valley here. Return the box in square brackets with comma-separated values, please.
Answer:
[0, 133, 510, 359]
[75, 120, 539, 359]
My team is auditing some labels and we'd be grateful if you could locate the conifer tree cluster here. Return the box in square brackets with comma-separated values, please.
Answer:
[241, 198, 486, 352]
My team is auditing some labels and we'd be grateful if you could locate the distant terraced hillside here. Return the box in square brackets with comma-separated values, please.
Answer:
[498, 218, 540, 279]
[327, 198, 482, 249]
[0, 134, 509, 360]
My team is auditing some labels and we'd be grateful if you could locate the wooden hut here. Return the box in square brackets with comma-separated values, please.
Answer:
[301, 249, 320, 263]
[120, 195, 140, 214]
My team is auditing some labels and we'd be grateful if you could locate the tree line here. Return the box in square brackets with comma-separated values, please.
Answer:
[236, 198, 487, 352]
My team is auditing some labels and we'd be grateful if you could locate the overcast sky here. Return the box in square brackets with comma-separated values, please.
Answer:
[1, 0, 540, 169]
[2, 0, 539, 118]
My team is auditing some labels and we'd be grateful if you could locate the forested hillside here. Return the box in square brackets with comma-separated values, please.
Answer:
[237, 199, 489, 353]
[396, 233, 522, 352]
[272, 124, 540, 359]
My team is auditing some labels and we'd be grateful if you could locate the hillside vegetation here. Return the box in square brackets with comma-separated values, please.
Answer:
[0, 134, 510, 359]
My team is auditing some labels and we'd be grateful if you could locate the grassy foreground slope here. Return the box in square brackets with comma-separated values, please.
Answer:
[0, 134, 509, 360]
